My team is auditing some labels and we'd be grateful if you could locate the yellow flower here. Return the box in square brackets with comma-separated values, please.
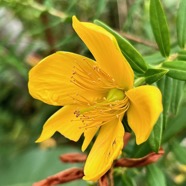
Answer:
[28, 16, 163, 181]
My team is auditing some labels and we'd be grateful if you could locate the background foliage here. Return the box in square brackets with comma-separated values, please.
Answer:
[0, 0, 186, 186]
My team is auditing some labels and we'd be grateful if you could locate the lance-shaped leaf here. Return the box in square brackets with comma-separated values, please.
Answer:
[148, 114, 163, 153]
[157, 74, 185, 125]
[150, 0, 170, 57]
[94, 19, 148, 74]
[177, 49, 186, 60]
[157, 76, 173, 128]
[177, 0, 186, 48]
[144, 68, 168, 84]
[162, 61, 186, 81]
[170, 79, 185, 115]
[171, 140, 186, 165]
[146, 164, 166, 186]
[144, 52, 165, 66]
[114, 173, 136, 186]
[163, 104, 186, 142]
[121, 174, 136, 186]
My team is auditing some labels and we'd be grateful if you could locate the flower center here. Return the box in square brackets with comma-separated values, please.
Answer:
[74, 88, 130, 129]
[106, 88, 125, 102]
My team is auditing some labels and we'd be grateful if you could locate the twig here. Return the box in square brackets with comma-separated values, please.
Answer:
[37, 0, 56, 54]
[34, 149, 164, 186]
[115, 148, 164, 167]
[33, 168, 84, 186]
[60, 153, 87, 163]
[119, 32, 158, 49]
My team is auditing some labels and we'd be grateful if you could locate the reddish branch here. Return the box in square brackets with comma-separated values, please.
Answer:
[120, 32, 158, 49]
[123, 132, 131, 146]
[33, 168, 84, 186]
[59, 133, 131, 164]
[37, 0, 56, 54]
[33, 148, 164, 186]
[99, 174, 110, 186]
[115, 148, 164, 168]
[60, 153, 87, 163]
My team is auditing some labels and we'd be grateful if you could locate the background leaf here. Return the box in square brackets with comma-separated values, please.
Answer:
[148, 114, 163, 153]
[150, 0, 170, 57]
[177, 0, 186, 48]
[170, 79, 185, 115]
[157, 76, 173, 128]
[144, 68, 168, 84]
[162, 61, 186, 81]
[163, 100, 186, 142]
[146, 164, 166, 186]
[171, 140, 186, 165]
[177, 50, 186, 60]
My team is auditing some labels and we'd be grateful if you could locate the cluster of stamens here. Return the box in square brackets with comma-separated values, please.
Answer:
[70, 59, 119, 92]
[74, 96, 129, 129]
[71, 58, 129, 129]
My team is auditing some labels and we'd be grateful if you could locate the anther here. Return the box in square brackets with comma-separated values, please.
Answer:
[74, 110, 80, 117]
[109, 104, 113, 107]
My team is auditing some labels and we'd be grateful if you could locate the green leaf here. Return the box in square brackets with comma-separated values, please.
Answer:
[157, 76, 173, 128]
[94, 19, 148, 74]
[122, 173, 137, 186]
[150, 0, 170, 57]
[144, 68, 168, 84]
[144, 52, 165, 66]
[163, 103, 186, 142]
[162, 61, 186, 81]
[158, 77, 185, 130]
[148, 114, 163, 153]
[114, 171, 137, 186]
[177, 0, 186, 48]
[170, 79, 185, 115]
[171, 140, 186, 165]
[162, 76, 173, 127]
[146, 164, 166, 186]
[0, 44, 28, 79]
[132, 142, 152, 158]
[177, 49, 186, 60]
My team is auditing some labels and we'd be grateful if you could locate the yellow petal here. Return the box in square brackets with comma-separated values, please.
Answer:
[28, 52, 105, 106]
[83, 119, 124, 181]
[125, 85, 163, 145]
[82, 127, 99, 152]
[72, 16, 134, 90]
[36, 105, 84, 142]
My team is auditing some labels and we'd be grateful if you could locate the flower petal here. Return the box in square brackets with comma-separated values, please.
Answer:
[36, 105, 84, 142]
[28, 52, 105, 106]
[82, 127, 99, 152]
[83, 119, 124, 181]
[72, 16, 134, 90]
[125, 85, 163, 145]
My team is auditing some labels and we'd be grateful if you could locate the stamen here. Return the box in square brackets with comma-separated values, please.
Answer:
[71, 61, 119, 92]
[75, 96, 130, 129]
[70, 60, 129, 129]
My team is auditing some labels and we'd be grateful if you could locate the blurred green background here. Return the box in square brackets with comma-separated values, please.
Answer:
[0, 0, 186, 186]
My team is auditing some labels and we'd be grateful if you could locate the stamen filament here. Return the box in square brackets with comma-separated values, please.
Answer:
[75, 96, 130, 129]
[71, 62, 119, 92]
